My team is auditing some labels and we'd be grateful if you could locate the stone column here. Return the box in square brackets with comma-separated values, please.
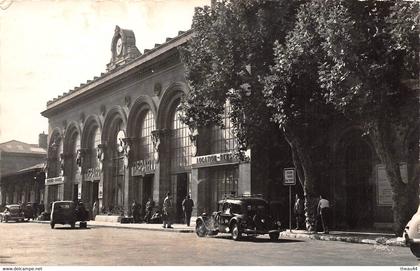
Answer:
[152, 129, 171, 205]
[191, 167, 199, 217]
[238, 161, 251, 195]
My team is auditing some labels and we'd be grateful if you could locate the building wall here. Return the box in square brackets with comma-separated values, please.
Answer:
[0, 152, 45, 176]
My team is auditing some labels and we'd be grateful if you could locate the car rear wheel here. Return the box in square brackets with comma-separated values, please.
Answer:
[50, 223, 55, 229]
[80, 222, 87, 228]
[269, 232, 279, 241]
[231, 222, 242, 241]
[70, 222, 76, 229]
[196, 220, 207, 237]
[410, 243, 420, 258]
[4, 217, 8, 223]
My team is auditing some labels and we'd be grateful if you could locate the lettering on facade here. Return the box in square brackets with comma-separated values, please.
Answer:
[84, 167, 101, 182]
[192, 152, 238, 168]
[45, 176, 64, 186]
[132, 159, 156, 176]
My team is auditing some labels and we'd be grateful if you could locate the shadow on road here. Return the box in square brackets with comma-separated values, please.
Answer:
[0, 255, 15, 265]
[52, 227, 92, 230]
[211, 235, 305, 243]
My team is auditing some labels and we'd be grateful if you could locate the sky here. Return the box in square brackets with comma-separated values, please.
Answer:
[0, 0, 210, 145]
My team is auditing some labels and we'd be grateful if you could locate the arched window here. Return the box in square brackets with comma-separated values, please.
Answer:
[210, 101, 237, 154]
[139, 110, 155, 160]
[171, 106, 192, 171]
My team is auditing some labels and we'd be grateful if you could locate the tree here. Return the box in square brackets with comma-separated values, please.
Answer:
[315, 0, 419, 235]
[180, 1, 300, 193]
[263, 1, 338, 231]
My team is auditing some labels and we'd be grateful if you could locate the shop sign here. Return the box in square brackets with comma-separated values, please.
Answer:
[84, 167, 101, 182]
[45, 176, 64, 186]
[131, 159, 156, 176]
[192, 152, 238, 168]
[376, 163, 407, 206]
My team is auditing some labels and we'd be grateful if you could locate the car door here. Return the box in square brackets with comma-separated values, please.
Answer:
[219, 202, 233, 233]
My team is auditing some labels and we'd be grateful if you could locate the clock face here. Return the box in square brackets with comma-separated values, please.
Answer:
[116, 38, 123, 56]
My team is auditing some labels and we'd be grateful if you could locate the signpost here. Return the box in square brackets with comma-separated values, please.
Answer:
[283, 168, 296, 232]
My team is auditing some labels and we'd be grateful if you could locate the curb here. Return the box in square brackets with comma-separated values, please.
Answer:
[280, 231, 406, 247]
[30, 220, 405, 246]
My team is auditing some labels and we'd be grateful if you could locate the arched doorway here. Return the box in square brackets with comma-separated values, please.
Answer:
[344, 138, 374, 229]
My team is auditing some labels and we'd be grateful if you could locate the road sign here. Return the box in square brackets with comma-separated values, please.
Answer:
[283, 168, 296, 186]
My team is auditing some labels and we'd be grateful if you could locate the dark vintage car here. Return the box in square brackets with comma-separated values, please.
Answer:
[23, 202, 39, 221]
[195, 196, 282, 241]
[0, 204, 25, 223]
[50, 201, 89, 229]
[403, 204, 420, 257]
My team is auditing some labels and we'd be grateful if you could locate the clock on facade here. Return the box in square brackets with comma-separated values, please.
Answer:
[116, 37, 123, 56]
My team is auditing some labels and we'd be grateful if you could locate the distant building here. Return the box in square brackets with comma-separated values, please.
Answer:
[0, 133, 47, 205]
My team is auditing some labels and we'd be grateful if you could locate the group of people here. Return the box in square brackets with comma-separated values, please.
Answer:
[162, 192, 194, 228]
[294, 194, 330, 234]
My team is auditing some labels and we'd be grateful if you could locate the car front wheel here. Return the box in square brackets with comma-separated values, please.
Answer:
[269, 232, 279, 241]
[410, 243, 420, 258]
[196, 220, 207, 237]
[231, 222, 242, 241]
[50, 223, 55, 229]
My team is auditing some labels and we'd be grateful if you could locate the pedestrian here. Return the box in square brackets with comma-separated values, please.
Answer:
[294, 194, 305, 230]
[317, 195, 330, 234]
[144, 198, 154, 223]
[92, 200, 99, 220]
[182, 195, 194, 226]
[162, 192, 173, 228]
[131, 200, 141, 223]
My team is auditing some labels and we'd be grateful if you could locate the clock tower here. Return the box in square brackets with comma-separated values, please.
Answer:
[107, 25, 141, 71]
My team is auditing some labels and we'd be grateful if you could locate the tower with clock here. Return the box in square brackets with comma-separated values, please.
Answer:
[107, 25, 141, 71]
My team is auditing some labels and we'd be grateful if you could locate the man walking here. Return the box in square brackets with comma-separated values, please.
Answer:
[317, 195, 330, 234]
[182, 195, 194, 226]
[162, 192, 173, 229]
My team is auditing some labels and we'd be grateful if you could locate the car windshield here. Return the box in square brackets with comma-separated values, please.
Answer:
[9, 206, 20, 210]
[56, 203, 71, 209]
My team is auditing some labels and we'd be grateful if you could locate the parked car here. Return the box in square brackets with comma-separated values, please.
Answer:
[23, 202, 39, 221]
[0, 204, 25, 223]
[195, 196, 282, 241]
[50, 201, 89, 229]
[403, 204, 420, 257]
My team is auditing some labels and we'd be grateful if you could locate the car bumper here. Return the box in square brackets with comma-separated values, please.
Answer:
[243, 229, 280, 235]
[403, 230, 420, 245]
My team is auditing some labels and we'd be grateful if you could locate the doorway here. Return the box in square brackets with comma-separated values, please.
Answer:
[176, 173, 188, 223]
[142, 175, 153, 207]
[345, 138, 373, 229]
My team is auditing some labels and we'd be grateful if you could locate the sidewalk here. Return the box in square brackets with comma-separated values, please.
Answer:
[31, 220, 407, 247]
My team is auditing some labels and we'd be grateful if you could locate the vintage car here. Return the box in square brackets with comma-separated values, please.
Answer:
[50, 201, 89, 229]
[0, 204, 25, 223]
[195, 196, 282, 241]
[23, 202, 39, 221]
[403, 204, 420, 257]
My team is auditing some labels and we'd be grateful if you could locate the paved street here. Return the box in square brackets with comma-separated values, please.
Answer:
[0, 222, 417, 266]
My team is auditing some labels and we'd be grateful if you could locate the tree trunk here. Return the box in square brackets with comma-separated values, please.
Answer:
[283, 125, 319, 232]
[370, 119, 419, 235]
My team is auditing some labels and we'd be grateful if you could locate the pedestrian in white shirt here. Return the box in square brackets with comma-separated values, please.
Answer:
[317, 195, 330, 234]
